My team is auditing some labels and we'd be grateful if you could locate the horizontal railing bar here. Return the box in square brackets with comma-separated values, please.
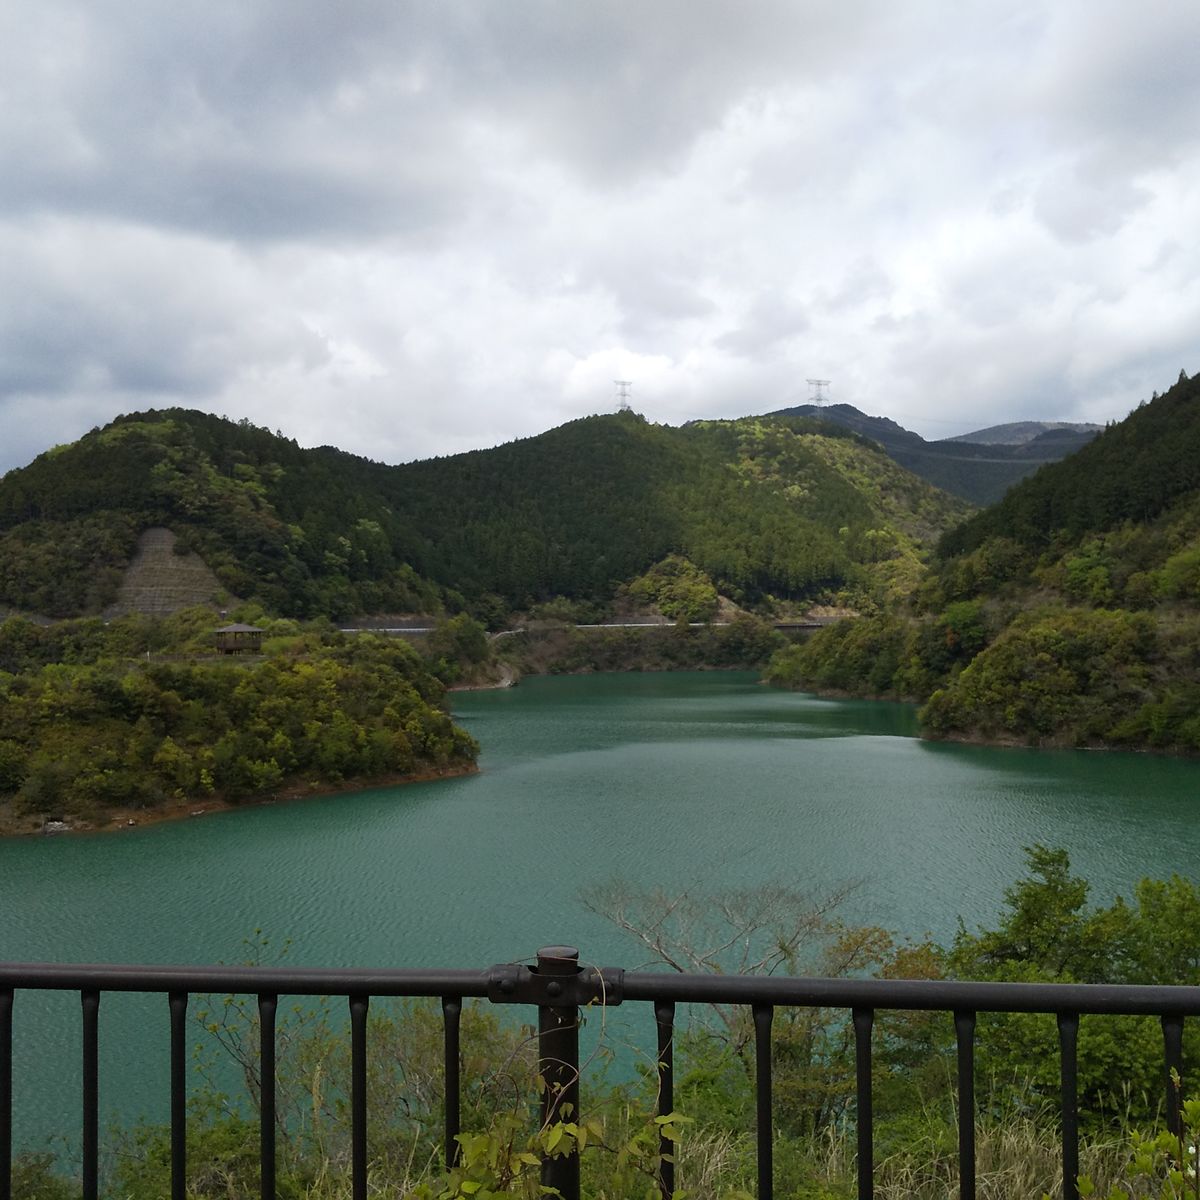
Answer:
[3, 962, 1200, 1016]
[0, 964, 490, 997]
[619, 974, 1200, 1015]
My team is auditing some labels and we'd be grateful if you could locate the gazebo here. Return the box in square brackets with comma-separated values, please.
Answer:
[213, 623, 264, 655]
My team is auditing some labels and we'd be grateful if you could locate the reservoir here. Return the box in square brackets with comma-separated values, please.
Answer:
[4, 670, 1200, 1148]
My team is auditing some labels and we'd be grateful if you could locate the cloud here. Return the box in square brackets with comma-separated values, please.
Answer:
[1, 0, 1198, 474]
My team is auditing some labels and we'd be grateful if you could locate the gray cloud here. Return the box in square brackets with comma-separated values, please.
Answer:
[1, 0, 1198, 476]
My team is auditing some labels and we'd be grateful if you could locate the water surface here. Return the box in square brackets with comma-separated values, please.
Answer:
[4, 671, 1200, 1146]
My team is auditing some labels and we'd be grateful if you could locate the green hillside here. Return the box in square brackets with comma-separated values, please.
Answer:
[768, 370, 1200, 753]
[0, 613, 478, 832]
[0, 408, 970, 621]
[940, 369, 1200, 557]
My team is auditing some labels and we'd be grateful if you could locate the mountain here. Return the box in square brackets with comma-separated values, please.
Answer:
[939, 371, 1200, 559]
[769, 370, 1200, 753]
[767, 403, 1099, 505]
[0, 408, 970, 621]
[947, 420, 1102, 445]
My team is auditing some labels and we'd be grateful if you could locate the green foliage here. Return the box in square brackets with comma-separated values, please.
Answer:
[949, 847, 1200, 1124]
[110, 1098, 276, 1200]
[927, 535, 1030, 605]
[920, 607, 1156, 745]
[764, 373, 1200, 752]
[0, 412, 445, 620]
[0, 513, 139, 616]
[525, 595, 608, 625]
[10, 1151, 77, 1199]
[0, 621, 476, 822]
[511, 616, 784, 675]
[1061, 1084, 1200, 1199]
[105, 983, 688, 1200]
[0, 408, 966, 620]
[424, 614, 493, 684]
[628, 555, 720, 623]
[765, 614, 916, 696]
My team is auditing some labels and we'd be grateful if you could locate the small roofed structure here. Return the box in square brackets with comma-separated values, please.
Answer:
[214, 623, 264, 655]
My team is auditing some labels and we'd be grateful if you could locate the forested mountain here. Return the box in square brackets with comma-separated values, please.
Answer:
[940, 369, 1200, 557]
[947, 420, 1101, 445]
[769, 370, 1200, 753]
[769, 403, 1098, 504]
[0, 408, 969, 621]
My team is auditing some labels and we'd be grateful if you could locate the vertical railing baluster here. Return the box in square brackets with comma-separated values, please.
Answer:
[954, 1011, 976, 1200]
[654, 1000, 676, 1200]
[442, 997, 462, 1170]
[169, 991, 188, 1200]
[1058, 1012, 1080, 1200]
[753, 1003, 774, 1200]
[1, 988, 11, 1200]
[81, 989, 100, 1200]
[853, 1008, 874, 1200]
[258, 994, 277, 1200]
[350, 993, 369, 1200]
[536, 947, 582, 1200]
[1162, 1015, 1184, 1138]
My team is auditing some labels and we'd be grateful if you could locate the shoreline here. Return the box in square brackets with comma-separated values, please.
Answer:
[774, 680, 1198, 757]
[0, 761, 479, 840]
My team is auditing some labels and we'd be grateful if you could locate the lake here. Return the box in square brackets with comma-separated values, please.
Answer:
[4, 670, 1200, 1149]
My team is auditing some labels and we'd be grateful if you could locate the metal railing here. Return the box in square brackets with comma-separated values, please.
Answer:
[3, 946, 1199, 1200]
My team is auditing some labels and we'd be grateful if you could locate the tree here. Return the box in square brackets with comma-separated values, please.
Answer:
[949, 846, 1200, 1124]
[583, 879, 940, 1137]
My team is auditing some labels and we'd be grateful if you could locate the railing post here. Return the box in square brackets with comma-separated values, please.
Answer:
[81, 989, 100, 1200]
[536, 946, 581, 1200]
[442, 996, 463, 1170]
[1, 989, 10, 1200]
[1058, 1013, 1080, 1200]
[1163, 1015, 1184, 1138]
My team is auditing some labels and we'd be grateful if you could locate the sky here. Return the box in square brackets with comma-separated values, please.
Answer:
[2, 0, 1199, 476]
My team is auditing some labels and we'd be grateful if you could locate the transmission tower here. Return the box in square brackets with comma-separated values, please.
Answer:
[806, 378, 832, 405]
[614, 380, 633, 412]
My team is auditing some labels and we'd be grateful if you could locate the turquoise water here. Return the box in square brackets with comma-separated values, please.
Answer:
[4, 670, 1200, 1147]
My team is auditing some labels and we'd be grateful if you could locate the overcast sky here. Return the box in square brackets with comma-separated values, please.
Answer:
[2, 0, 1198, 476]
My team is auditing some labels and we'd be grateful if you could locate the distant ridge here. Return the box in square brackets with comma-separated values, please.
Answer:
[946, 420, 1102, 446]
[768, 403, 1098, 504]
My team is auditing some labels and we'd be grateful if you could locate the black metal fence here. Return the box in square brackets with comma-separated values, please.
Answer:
[3, 945, 1199, 1200]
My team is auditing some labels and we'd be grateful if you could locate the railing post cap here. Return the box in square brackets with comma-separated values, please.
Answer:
[536, 946, 580, 969]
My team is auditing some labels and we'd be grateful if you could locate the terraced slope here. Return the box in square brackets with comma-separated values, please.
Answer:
[104, 527, 231, 617]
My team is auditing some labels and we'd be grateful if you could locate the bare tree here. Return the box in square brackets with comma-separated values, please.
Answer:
[583, 878, 914, 1136]
[584, 878, 866, 976]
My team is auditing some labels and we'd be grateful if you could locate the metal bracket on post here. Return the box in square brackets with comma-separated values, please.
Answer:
[481, 949, 626, 1200]
[485, 960, 624, 1007]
